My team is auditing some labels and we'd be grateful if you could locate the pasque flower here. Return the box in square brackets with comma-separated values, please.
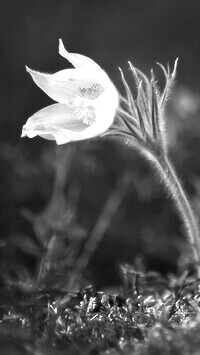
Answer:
[21, 39, 119, 144]
[21, 41, 200, 276]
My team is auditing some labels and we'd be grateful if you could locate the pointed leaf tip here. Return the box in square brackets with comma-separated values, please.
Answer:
[156, 62, 168, 78]
[25, 66, 36, 76]
[26, 66, 36, 78]
[58, 38, 99, 68]
[175, 57, 179, 64]
[59, 38, 67, 54]
[128, 61, 135, 70]
[128, 61, 136, 74]
[25, 66, 36, 77]
[172, 57, 179, 78]
[21, 129, 26, 138]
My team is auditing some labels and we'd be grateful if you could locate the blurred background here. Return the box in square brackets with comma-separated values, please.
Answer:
[1, 0, 200, 289]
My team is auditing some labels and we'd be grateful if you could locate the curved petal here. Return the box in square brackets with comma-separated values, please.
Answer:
[21, 94, 118, 145]
[26, 66, 108, 104]
[59, 39, 99, 69]
[21, 103, 89, 139]
[53, 116, 114, 145]
[26, 66, 78, 104]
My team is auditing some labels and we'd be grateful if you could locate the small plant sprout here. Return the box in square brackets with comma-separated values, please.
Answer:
[107, 59, 200, 275]
[22, 41, 200, 276]
[21, 39, 119, 144]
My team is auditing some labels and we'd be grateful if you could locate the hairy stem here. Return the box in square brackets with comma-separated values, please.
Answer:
[154, 154, 200, 274]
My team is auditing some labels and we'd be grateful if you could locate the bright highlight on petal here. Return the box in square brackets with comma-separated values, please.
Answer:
[22, 40, 119, 144]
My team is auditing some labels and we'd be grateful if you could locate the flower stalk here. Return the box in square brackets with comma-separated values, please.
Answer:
[154, 154, 200, 271]
[107, 58, 200, 274]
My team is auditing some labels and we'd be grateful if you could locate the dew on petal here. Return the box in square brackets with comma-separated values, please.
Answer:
[78, 83, 104, 100]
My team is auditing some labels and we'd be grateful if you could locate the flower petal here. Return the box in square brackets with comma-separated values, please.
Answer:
[53, 115, 114, 144]
[26, 66, 78, 104]
[59, 39, 99, 69]
[21, 103, 89, 139]
[26, 66, 108, 104]
[21, 92, 118, 145]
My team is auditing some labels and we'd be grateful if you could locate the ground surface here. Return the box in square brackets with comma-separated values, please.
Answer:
[0, 262, 200, 355]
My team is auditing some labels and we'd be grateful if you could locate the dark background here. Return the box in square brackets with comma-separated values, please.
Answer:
[1, 0, 200, 288]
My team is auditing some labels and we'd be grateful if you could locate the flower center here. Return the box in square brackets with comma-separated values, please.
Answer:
[74, 104, 96, 125]
[78, 83, 104, 100]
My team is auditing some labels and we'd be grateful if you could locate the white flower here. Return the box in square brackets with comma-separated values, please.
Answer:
[21, 39, 119, 144]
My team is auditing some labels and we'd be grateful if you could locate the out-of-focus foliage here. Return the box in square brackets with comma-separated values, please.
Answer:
[1, 84, 200, 287]
[0, 135, 184, 288]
